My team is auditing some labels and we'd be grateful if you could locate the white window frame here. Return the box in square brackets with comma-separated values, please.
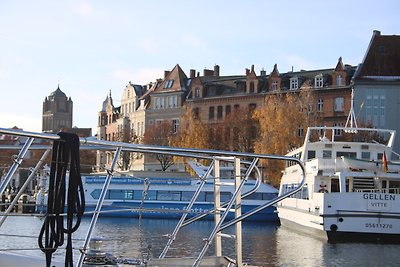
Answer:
[290, 77, 298, 90]
[314, 75, 323, 88]
[272, 80, 278, 91]
[334, 97, 344, 112]
[317, 98, 323, 112]
[336, 74, 343, 86]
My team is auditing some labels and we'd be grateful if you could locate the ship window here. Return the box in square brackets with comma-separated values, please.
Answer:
[181, 191, 195, 201]
[331, 179, 340, 192]
[147, 190, 157, 200]
[307, 150, 316, 160]
[337, 151, 356, 158]
[197, 192, 206, 201]
[221, 192, 231, 202]
[157, 191, 181, 201]
[109, 190, 133, 200]
[205, 192, 214, 202]
[361, 152, 370, 160]
[263, 193, 277, 200]
[134, 190, 143, 200]
[323, 150, 332, 159]
[245, 192, 277, 200]
[244, 193, 263, 200]
[389, 181, 400, 193]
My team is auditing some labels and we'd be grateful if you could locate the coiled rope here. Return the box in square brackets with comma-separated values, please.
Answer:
[38, 132, 85, 267]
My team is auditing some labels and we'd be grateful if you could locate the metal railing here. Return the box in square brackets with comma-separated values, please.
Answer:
[0, 127, 306, 266]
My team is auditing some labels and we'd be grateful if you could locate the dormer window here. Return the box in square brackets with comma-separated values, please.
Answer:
[164, 80, 174, 89]
[195, 87, 200, 98]
[272, 80, 278, 91]
[290, 77, 299, 90]
[336, 75, 343, 86]
[314, 74, 323, 88]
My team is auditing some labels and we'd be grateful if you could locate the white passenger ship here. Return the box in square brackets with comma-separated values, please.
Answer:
[277, 126, 400, 243]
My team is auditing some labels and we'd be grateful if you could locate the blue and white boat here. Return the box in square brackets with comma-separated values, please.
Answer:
[81, 174, 279, 221]
[35, 164, 279, 222]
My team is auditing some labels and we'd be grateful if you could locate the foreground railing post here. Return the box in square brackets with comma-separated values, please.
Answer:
[76, 146, 122, 267]
[0, 137, 34, 196]
[0, 148, 51, 227]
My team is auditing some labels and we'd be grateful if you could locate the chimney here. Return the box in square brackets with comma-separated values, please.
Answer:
[214, 65, 220, 76]
[246, 68, 250, 75]
[251, 64, 254, 73]
[260, 68, 266, 76]
[190, 69, 196, 78]
[373, 30, 381, 36]
[203, 68, 214, 76]
[164, 71, 170, 79]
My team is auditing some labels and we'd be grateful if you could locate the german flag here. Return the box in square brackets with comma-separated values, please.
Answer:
[382, 151, 388, 172]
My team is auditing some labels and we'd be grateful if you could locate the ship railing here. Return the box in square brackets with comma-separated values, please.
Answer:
[0, 127, 306, 267]
[353, 188, 400, 194]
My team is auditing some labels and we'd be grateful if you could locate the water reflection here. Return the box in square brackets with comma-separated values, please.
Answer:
[0, 216, 399, 266]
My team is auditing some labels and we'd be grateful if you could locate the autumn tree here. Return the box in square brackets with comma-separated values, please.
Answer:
[215, 107, 259, 153]
[253, 87, 320, 185]
[171, 107, 210, 150]
[170, 107, 212, 173]
[142, 120, 175, 171]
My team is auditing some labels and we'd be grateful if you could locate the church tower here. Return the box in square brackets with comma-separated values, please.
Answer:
[42, 85, 73, 133]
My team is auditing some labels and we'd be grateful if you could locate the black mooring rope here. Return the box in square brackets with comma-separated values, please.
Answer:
[38, 132, 85, 267]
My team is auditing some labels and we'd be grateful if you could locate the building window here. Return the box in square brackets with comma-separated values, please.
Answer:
[172, 119, 179, 133]
[249, 82, 255, 93]
[334, 97, 344, 112]
[314, 75, 323, 88]
[164, 80, 174, 89]
[336, 75, 343, 86]
[168, 96, 173, 108]
[249, 103, 257, 111]
[192, 108, 199, 119]
[225, 105, 231, 116]
[209, 107, 215, 121]
[290, 77, 298, 90]
[272, 80, 278, 91]
[217, 106, 223, 120]
[334, 122, 343, 136]
[297, 127, 304, 137]
[317, 98, 323, 112]
[195, 88, 200, 98]
[154, 97, 160, 109]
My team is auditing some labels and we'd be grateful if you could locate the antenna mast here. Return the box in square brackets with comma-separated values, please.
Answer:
[345, 84, 358, 129]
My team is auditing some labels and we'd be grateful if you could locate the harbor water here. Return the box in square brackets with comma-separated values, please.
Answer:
[0, 216, 399, 266]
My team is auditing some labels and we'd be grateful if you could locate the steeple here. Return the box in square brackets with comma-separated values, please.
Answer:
[335, 57, 344, 72]
[270, 64, 280, 77]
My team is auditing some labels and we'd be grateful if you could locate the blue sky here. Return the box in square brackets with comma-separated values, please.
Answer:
[1, 0, 399, 134]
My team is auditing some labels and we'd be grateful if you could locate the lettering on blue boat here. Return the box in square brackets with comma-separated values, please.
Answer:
[363, 193, 395, 201]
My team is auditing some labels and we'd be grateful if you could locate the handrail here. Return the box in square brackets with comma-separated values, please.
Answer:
[0, 127, 306, 267]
